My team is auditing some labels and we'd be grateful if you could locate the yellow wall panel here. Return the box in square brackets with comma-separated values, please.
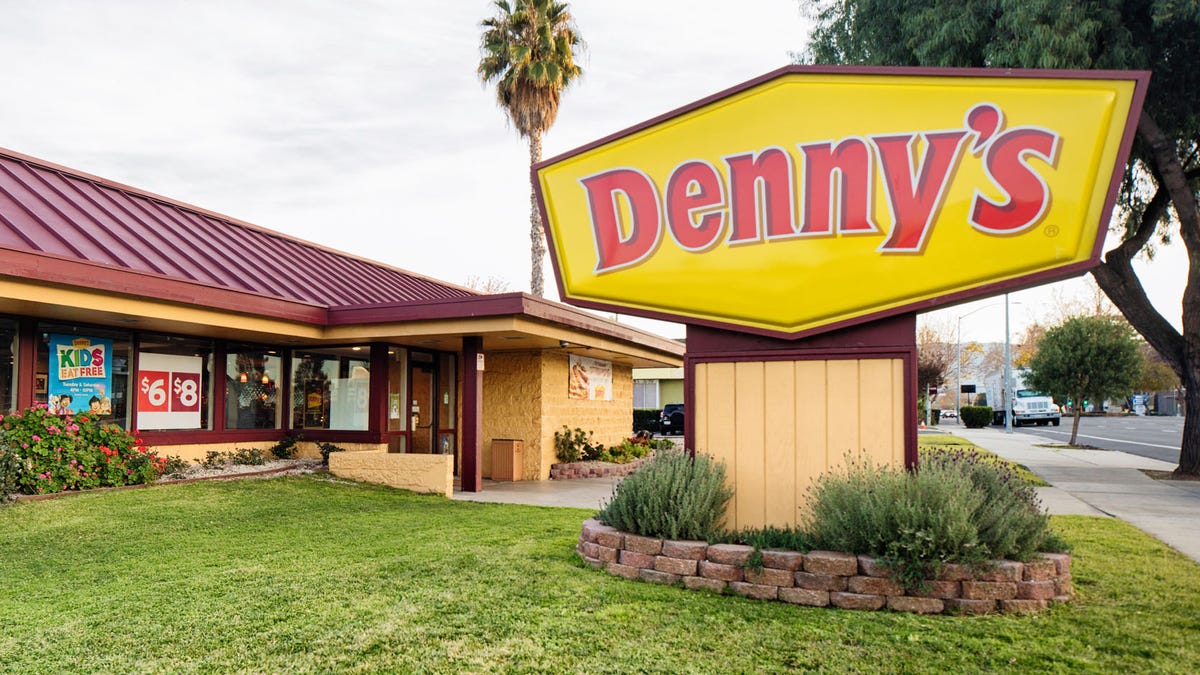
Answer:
[763, 361, 797, 526]
[695, 357, 906, 530]
[700, 362, 737, 526]
[795, 360, 829, 513]
[825, 360, 861, 461]
[858, 359, 894, 465]
[733, 361, 766, 529]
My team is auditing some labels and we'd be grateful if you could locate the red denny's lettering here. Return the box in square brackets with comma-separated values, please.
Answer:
[579, 103, 1060, 273]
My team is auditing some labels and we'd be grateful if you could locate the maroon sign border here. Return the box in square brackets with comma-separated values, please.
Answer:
[533, 65, 1150, 340]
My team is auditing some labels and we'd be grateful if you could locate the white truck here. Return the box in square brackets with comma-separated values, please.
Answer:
[983, 371, 1061, 427]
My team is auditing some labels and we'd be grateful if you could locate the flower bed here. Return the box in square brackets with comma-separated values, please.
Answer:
[577, 519, 1072, 615]
[551, 454, 651, 480]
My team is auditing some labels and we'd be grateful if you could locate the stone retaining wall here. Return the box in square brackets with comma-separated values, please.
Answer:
[578, 519, 1071, 615]
[550, 455, 650, 480]
[328, 452, 452, 497]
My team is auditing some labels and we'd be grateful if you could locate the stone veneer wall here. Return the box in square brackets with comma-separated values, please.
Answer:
[481, 351, 634, 480]
[578, 520, 1072, 616]
[328, 451, 452, 497]
[540, 352, 633, 479]
[481, 352, 544, 480]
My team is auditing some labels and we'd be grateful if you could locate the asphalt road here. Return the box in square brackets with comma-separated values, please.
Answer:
[949, 414, 1184, 464]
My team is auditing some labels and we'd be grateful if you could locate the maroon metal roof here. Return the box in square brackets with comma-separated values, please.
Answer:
[0, 148, 474, 308]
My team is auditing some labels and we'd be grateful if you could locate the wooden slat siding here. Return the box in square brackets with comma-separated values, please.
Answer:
[703, 362, 737, 528]
[695, 358, 905, 530]
[826, 360, 861, 463]
[763, 360, 797, 526]
[795, 359, 827, 519]
[859, 359, 894, 465]
[733, 361, 766, 529]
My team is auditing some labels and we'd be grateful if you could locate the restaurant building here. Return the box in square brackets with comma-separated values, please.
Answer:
[0, 148, 683, 492]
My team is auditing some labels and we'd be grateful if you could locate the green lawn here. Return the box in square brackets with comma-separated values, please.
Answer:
[2, 477, 1198, 673]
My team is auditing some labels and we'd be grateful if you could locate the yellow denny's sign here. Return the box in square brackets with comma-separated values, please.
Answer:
[535, 67, 1147, 337]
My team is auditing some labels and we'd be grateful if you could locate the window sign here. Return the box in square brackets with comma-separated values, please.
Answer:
[48, 334, 113, 415]
[569, 355, 613, 401]
[137, 353, 203, 429]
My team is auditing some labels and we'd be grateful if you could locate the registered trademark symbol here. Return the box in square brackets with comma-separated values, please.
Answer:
[1044, 225, 1060, 237]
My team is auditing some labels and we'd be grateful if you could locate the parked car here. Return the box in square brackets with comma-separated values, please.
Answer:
[939, 409, 957, 419]
[659, 403, 684, 435]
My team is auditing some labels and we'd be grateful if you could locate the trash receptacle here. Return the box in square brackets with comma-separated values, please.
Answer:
[491, 439, 523, 481]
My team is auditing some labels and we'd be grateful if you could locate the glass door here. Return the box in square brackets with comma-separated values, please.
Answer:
[409, 351, 436, 453]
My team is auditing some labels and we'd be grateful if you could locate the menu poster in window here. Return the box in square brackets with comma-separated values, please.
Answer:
[137, 353, 202, 429]
[568, 355, 613, 401]
[49, 334, 114, 415]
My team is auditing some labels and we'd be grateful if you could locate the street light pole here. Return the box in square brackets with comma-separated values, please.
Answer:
[1004, 293, 1013, 434]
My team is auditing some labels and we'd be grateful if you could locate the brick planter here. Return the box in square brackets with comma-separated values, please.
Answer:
[577, 519, 1071, 616]
[550, 455, 651, 480]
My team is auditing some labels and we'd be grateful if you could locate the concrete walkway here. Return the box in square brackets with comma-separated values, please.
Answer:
[452, 477, 617, 510]
[949, 425, 1200, 563]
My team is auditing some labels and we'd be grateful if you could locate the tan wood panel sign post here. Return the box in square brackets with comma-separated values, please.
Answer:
[535, 66, 1148, 529]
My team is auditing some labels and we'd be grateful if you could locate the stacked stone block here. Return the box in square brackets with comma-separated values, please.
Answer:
[550, 454, 652, 480]
[577, 519, 1072, 616]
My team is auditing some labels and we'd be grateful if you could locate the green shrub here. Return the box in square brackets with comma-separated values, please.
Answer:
[805, 457, 983, 588]
[959, 405, 993, 428]
[0, 445, 21, 501]
[597, 448, 733, 540]
[229, 447, 267, 466]
[317, 442, 344, 465]
[633, 409, 659, 433]
[930, 409, 941, 425]
[270, 434, 302, 459]
[0, 404, 165, 494]
[922, 449, 1050, 560]
[554, 426, 593, 463]
[161, 455, 191, 478]
[594, 436, 659, 464]
[717, 525, 814, 553]
[804, 453, 1057, 591]
[199, 448, 267, 469]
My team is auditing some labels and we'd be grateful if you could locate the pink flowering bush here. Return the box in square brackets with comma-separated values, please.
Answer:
[0, 404, 166, 495]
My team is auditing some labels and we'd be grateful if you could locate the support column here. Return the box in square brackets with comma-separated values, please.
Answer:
[460, 336, 483, 492]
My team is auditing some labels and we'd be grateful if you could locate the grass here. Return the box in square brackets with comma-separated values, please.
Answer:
[920, 433, 1050, 487]
[2, 477, 1198, 673]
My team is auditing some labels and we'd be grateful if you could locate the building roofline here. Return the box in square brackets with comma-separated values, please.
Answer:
[0, 145, 479, 299]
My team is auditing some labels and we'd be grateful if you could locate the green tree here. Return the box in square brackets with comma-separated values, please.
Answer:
[1026, 316, 1144, 445]
[800, 0, 1200, 475]
[478, 0, 584, 297]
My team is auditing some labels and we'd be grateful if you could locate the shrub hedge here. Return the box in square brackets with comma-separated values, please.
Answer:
[960, 405, 993, 428]
[633, 409, 659, 434]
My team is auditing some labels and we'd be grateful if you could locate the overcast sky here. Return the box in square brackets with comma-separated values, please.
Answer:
[0, 1, 1185, 345]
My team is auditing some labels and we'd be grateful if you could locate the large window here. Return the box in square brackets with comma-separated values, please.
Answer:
[225, 346, 281, 430]
[291, 346, 370, 431]
[136, 335, 214, 431]
[633, 379, 659, 409]
[0, 319, 16, 413]
[37, 323, 132, 427]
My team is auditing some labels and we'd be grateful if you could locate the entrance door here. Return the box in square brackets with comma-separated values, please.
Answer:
[409, 352, 436, 453]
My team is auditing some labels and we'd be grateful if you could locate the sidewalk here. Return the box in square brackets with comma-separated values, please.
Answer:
[948, 425, 1200, 563]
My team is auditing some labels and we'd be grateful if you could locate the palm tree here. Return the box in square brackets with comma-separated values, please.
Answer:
[478, 0, 583, 297]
